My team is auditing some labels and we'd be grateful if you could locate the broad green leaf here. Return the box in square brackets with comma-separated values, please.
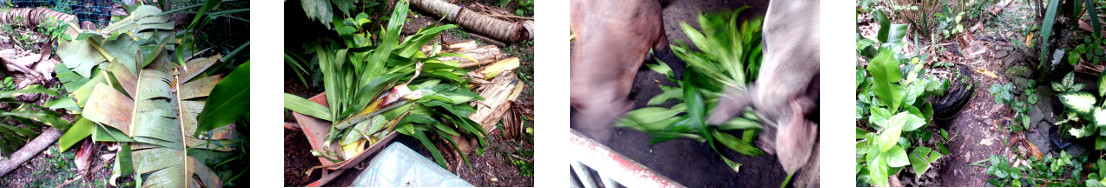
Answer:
[867, 49, 905, 110]
[908, 146, 942, 177]
[886, 24, 909, 45]
[59, 118, 95, 152]
[717, 117, 761, 130]
[1059, 91, 1096, 115]
[876, 112, 908, 152]
[867, 152, 890, 187]
[869, 107, 891, 128]
[195, 61, 250, 135]
[884, 145, 910, 167]
[874, 10, 890, 43]
[898, 111, 926, 132]
[301, 0, 333, 28]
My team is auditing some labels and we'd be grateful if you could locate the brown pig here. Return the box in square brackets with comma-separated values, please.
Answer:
[570, 0, 673, 142]
[706, 0, 820, 177]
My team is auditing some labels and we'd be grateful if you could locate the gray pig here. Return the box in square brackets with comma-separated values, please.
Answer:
[569, 0, 672, 142]
[707, 0, 820, 176]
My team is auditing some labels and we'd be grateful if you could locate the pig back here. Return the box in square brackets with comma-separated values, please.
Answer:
[570, 0, 668, 140]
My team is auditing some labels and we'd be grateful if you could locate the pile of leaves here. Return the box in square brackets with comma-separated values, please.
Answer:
[284, 0, 488, 169]
[52, 3, 249, 187]
[617, 7, 765, 173]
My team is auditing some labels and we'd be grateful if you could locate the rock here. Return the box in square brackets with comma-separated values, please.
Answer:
[1006, 65, 1032, 78]
[1011, 77, 1030, 94]
[1028, 85, 1061, 156]
[995, 50, 1009, 59]
[1065, 142, 1088, 157]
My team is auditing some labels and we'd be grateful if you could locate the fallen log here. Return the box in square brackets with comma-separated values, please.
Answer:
[453, 71, 524, 152]
[410, 0, 533, 43]
[421, 40, 505, 68]
[0, 7, 76, 28]
[0, 127, 62, 177]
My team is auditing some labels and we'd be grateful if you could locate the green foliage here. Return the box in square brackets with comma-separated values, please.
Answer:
[989, 83, 1015, 105]
[37, 17, 69, 42]
[515, 0, 534, 17]
[52, 5, 249, 187]
[985, 155, 1024, 186]
[1069, 36, 1106, 65]
[0, 84, 72, 156]
[987, 151, 1085, 187]
[856, 48, 946, 187]
[1087, 158, 1106, 186]
[510, 145, 533, 177]
[617, 9, 765, 172]
[1053, 71, 1106, 143]
[935, 11, 966, 40]
[195, 61, 250, 136]
[989, 81, 1037, 132]
[1053, 72, 1087, 93]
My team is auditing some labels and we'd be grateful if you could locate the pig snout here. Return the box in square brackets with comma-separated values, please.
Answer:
[570, 0, 670, 141]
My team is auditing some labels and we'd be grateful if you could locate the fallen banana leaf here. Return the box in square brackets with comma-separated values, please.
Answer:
[81, 53, 233, 187]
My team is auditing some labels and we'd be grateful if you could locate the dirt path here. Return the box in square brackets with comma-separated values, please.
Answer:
[931, 2, 1034, 186]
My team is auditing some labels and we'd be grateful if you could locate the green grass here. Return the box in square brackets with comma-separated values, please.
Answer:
[447, 28, 471, 40]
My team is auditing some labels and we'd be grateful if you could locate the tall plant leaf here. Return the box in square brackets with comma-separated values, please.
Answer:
[195, 61, 250, 135]
[1041, 0, 1061, 65]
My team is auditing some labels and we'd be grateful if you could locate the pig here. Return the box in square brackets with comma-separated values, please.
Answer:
[706, 0, 820, 177]
[569, 0, 675, 142]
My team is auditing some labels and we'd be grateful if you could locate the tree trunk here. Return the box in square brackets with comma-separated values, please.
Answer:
[410, 0, 532, 43]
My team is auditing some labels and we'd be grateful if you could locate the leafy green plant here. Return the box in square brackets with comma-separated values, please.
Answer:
[37, 16, 68, 42]
[856, 49, 945, 187]
[617, 8, 764, 173]
[515, 0, 534, 17]
[1086, 158, 1106, 186]
[1053, 71, 1106, 147]
[989, 81, 1037, 132]
[284, 0, 487, 169]
[510, 146, 533, 177]
[989, 83, 1015, 105]
[935, 11, 965, 40]
[1053, 72, 1086, 93]
[984, 155, 1025, 186]
[1068, 36, 1106, 65]
[986, 151, 1085, 186]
